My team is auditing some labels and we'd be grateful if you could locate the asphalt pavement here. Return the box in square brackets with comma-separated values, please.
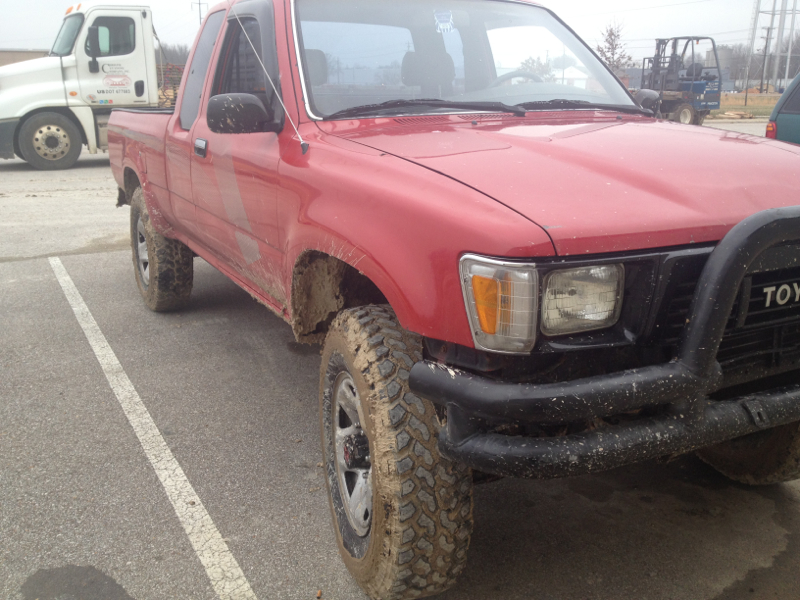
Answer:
[3, 122, 800, 600]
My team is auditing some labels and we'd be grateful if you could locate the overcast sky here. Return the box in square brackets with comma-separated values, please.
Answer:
[0, 0, 762, 60]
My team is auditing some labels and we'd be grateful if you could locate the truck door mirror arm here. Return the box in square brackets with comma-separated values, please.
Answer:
[87, 25, 101, 73]
[207, 93, 281, 134]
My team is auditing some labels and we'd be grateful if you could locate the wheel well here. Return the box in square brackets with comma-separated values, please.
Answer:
[17, 108, 88, 147]
[290, 251, 387, 344]
[120, 168, 141, 206]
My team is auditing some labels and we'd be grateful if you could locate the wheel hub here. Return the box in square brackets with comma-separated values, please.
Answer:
[343, 432, 371, 470]
[333, 372, 373, 537]
[32, 125, 71, 161]
[136, 215, 150, 286]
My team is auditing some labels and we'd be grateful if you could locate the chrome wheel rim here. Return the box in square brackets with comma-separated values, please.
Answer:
[333, 372, 372, 537]
[679, 108, 693, 124]
[136, 215, 150, 286]
[32, 125, 71, 161]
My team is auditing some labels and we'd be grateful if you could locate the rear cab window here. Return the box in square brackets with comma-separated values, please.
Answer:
[780, 85, 800, 115]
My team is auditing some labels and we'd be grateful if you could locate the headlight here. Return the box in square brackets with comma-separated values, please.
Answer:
[460, 255, 538, 353]
[541, 265, 625, 336]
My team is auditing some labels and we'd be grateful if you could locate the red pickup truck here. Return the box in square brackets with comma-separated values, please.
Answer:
[109, 0, 800, 597]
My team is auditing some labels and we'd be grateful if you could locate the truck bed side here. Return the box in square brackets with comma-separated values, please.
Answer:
[108, 108, 174, 231]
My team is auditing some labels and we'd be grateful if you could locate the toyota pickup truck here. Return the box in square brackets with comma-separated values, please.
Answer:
[108, 1, 800, 598]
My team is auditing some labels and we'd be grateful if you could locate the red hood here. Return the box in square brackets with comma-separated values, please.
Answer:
[321, 113, 800, 256]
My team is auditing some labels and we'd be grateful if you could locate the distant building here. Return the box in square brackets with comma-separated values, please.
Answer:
[0, 49, 49, 68]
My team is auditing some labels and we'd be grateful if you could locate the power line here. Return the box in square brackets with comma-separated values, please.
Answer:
[587, 0, 716, 16]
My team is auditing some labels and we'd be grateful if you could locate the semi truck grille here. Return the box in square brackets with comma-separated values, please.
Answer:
[662, 265, 800, 377]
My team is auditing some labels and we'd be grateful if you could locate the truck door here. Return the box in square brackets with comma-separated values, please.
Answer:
[164, 10, 226, 238]
[76, 9, 151, 107]
[189, 4, 285, 306]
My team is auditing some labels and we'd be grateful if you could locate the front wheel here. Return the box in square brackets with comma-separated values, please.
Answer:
[320, 306, 473, 599]
[671, 103, 696, 125]
[18, 112, 82, 170]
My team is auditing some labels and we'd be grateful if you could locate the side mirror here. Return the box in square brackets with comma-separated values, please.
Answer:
[634, 89, 661, 115]
[207, 93, 279, 134]
[87, 25, 100, 73]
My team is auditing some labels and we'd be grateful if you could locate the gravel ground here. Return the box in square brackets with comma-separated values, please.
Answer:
[2, 141, 800, 600]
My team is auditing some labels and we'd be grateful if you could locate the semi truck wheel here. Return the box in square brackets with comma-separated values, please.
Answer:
[18, 112, 82, 170]
[697, 422, 800, 485]
[130, 187, 193, 311]
[671, 104, 696, 125]
[320, 306, 473, 599]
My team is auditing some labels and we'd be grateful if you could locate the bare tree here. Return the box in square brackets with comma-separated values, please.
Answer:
[519, 56, 555, 81]
[595, 22, 634, 73]
[158, 42, 190, 65]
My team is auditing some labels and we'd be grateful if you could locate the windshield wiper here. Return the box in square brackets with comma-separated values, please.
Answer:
[516, 99, 652, 116]
[326, 99, 526, 120]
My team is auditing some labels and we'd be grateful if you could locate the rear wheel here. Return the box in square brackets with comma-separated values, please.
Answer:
[18, 112, 82, 170]
[320, 306, 473, 599]
[130, 187, 193, 311]
[671, 104, 696, 125]
[697, 422, 800, 485]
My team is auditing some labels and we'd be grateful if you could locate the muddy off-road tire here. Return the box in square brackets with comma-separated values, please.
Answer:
[697, 422, 800, 485]
[130, 188, 193, 311]
[320, 306, 473, 599]
[18, 112, 82, 171]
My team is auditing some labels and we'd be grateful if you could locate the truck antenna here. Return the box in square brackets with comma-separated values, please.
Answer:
[226, 0, 309, 154]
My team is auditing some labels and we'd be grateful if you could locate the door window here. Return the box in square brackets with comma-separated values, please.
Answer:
[84, 17, 136, 57]
[216, 18, 268, 97]
[180, 10, 226, 130]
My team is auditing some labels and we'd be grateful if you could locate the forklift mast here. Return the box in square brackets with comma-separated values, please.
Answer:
[640, 37, 723, 125]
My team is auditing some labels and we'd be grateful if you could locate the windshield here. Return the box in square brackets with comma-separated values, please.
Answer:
[51, 14, 85, 57]
[295, 0, 635, 119]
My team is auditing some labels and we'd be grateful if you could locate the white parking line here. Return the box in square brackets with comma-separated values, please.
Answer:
[48, 257, 258, 600]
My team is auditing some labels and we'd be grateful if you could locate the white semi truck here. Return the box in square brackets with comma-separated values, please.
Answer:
[0, 3, 163, 170]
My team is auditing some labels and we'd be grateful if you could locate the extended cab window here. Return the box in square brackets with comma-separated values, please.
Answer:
[180, 10, 225, 130]
[84, 17, 136, 57]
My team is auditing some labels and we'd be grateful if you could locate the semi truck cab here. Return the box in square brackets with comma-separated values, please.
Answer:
[0, 2, 159, 169]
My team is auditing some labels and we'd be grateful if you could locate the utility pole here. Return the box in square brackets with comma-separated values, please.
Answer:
[191, 1, 207, 25]
[761, 26, 774, 92]
[745, 0, 762, 105]
[763, 0, 779, 92]
[786, 0, 799, 85]
[772, 0, 789, 89]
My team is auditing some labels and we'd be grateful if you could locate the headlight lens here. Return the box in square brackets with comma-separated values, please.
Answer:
[460, 255, 538, 353]
[541, 265, 625, 336]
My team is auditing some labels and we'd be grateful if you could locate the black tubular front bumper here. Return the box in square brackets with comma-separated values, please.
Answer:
[0, 118, 20, 159]
[409, 207, 800, 480]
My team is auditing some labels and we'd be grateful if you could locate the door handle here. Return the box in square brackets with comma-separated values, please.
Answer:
[135, 80, 145, 97]
[194, 138, 208, 158]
